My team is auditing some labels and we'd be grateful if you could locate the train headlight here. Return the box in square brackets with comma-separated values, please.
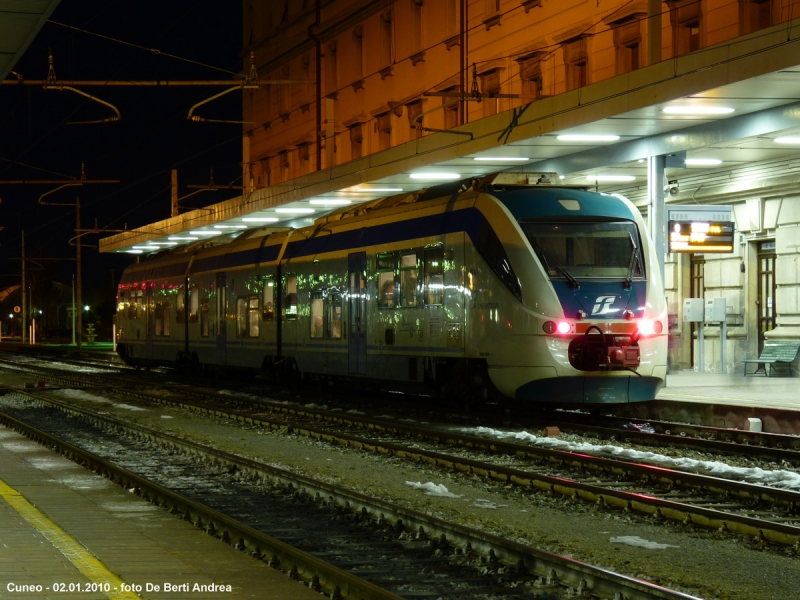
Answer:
[557, 321, 571, 335]
[638, 319, 663, 336]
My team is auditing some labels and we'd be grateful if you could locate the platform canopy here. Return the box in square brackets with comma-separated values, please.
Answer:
[0, 1, 60, 82]
[100, 22, 800, 255]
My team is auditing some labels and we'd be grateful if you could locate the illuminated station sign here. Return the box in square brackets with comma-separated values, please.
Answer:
[666, 205, 735, 253]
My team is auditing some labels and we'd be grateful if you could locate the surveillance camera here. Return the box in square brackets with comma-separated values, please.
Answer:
[668, 184, 680, 196]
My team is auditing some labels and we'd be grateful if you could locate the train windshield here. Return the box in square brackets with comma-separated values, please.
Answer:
[520, 220, 645, 281]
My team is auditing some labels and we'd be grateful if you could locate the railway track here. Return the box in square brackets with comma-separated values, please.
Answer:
[0, 387, 701, 600]
[3, 355, 800, 551]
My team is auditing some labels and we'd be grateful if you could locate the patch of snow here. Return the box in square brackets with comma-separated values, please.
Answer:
[610, 535, 678, 550]
[405, 481, 462, 498]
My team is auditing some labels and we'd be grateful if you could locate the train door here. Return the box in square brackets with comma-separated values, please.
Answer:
[348, 252, 367, 375]
[689, 254, 704, 367]
[215, 272, 227, 364]
[757, 242, 777, 354]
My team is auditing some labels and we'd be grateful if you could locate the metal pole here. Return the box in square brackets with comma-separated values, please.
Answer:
[698, 322, 705, 373]
[647, 155, 666, 287]
[21, 231, 26, 345]
[76, 196, 82, 350]
[71, 274, 76, 345]
[720, 320, 727, 374]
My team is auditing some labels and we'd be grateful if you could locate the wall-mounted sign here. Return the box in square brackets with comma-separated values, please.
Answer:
[667, 205, 735, 253]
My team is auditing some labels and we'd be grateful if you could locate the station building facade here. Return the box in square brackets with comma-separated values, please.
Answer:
[238, 0, 800, 374]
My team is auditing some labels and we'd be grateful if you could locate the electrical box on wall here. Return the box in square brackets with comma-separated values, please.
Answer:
[683, 298, 704, 322]
[705, 297, 727, 322]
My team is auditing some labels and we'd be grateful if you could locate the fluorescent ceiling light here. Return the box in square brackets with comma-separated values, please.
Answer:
[473, 156, 529, 161]
[585, 175, 636, 182]
[774, 136, 800, 144]
[275, 207, 315, 214]
[685, 158, 722, 166]
[214, 224, 248, 229]
[409, 172, 461, 180]
[131, 246, 159, 250]
[662, 105, 734, 115]
[189, 230, 222, 236]
[309, 199, 352, 205]
[157, 242, 178, 246]
[125, 249, 143, 254]
[354, 187, 403, 192]
[168, 236, 198, 241]
[242, 217, 279, 222]
[557, 134, 620, 142]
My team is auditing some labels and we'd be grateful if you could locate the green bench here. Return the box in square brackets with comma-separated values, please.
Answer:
[742, 341, 800, 377]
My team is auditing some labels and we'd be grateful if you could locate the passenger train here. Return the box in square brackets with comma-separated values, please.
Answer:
[116, 179, 667, 405]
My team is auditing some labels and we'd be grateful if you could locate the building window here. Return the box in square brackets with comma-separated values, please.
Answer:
[668, 0, 702, 55]
[353, 26, 364, 82]
[610, 15, 644, 74]
[740, 0, 772, 34]
[298, 143, 310, 174]
[285, 275, 298, 320]
[518, 53, 544, 100]
[376, 112, 392, 151]
[563, 37, 588, 91]
[407, 100, 423, 138]
[423, 246, 444, 306]
[412, 0, 424, 52]
[349, 123, 363, 159]
[399, 252, 418, 307]
[325, 41, 338, 96]
[279, 150, 290, 180]
[443, 95, 459, 129]
[478, 69, 501, 117]
[262, 277, 275, 321]
[381, 11, 393, 68]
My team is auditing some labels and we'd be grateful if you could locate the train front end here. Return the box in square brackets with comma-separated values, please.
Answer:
[475, 187, 667, 405]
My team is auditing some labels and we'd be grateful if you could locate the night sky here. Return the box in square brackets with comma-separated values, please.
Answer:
[0, 1, 243, 308]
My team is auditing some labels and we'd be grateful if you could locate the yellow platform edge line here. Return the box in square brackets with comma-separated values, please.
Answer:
[0, 478, 142, 600]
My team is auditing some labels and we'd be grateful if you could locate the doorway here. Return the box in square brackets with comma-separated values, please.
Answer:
[756, 242, 776, 354]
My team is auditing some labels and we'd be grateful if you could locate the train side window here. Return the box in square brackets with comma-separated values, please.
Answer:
[176, 287, 185, 321]
[155, 302, 170, 336]
[399, 253, 418, 307]
[285, 275, 298, 320]
[262, 277, 275, 321]
[188, 285, 199, 322]
[423, 246, 444, 306]
[200, 301, 210, 337]
[377, 253, 396, 308]
[310, 291, 324, 338]
[131, 289, 143, 319]
[237, 296, 260, 337]
[327, 292, 342, 339]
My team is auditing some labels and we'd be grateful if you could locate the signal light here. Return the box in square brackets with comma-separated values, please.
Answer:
[637, 319, 664, 336]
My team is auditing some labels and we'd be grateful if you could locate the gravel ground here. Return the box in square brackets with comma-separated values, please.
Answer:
[2, 369, 798, 600]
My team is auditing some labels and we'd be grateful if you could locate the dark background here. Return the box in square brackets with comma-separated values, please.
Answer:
[0, 1, 243, 339]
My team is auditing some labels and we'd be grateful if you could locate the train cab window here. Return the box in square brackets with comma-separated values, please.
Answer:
[188, 285, 199, 322]
[155, 302, 170, 336]
[176, 287, 185, 321]
[327, 292, 343, 339]
[237, 296, 260, 337]
[285, 275, 298, 320]
[200, 301, 210, 337]
[310, 291, 324, 338]
[423, 246, 444, 306]
[118, 289, 127, 316]
[262, 277, 275, 321]
[399, 253, 418, 307]
[377, 253, 396, 308]
[131, 289, 143, 319]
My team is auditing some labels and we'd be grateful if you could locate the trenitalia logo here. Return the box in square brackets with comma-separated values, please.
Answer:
[591, 295, 619, 315]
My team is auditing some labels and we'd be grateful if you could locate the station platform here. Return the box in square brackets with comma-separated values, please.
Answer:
[0, 425, 320, 600]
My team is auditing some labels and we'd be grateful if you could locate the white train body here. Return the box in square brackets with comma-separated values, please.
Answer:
[116, 184, 667, 405]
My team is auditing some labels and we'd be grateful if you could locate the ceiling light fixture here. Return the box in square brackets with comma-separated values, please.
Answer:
[309, 199, 352, 205]
[353, 187, 403, 192]
[473, 156, 529, 161]
[774, 136, 800, 144]
[242, 217, 280, 222]
[557, 134, 620, 142]
[168, 236, 198, 241]
[662, 105, 735, 115]
[131, 246, 159, 250]
[275, 207, 315, 214]
[125, 250, 143, 254]
[409, 172, 461, 180]
[189, 230, 222, 236]
[585, 175, 637, 182]
[214, 224, 248, 229]
[685, 158, 722, 166]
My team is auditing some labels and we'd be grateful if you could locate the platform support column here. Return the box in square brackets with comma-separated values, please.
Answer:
[647, 155, 666, 287]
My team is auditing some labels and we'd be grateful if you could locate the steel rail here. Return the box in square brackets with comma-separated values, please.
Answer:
[0, 388, 702, 600]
